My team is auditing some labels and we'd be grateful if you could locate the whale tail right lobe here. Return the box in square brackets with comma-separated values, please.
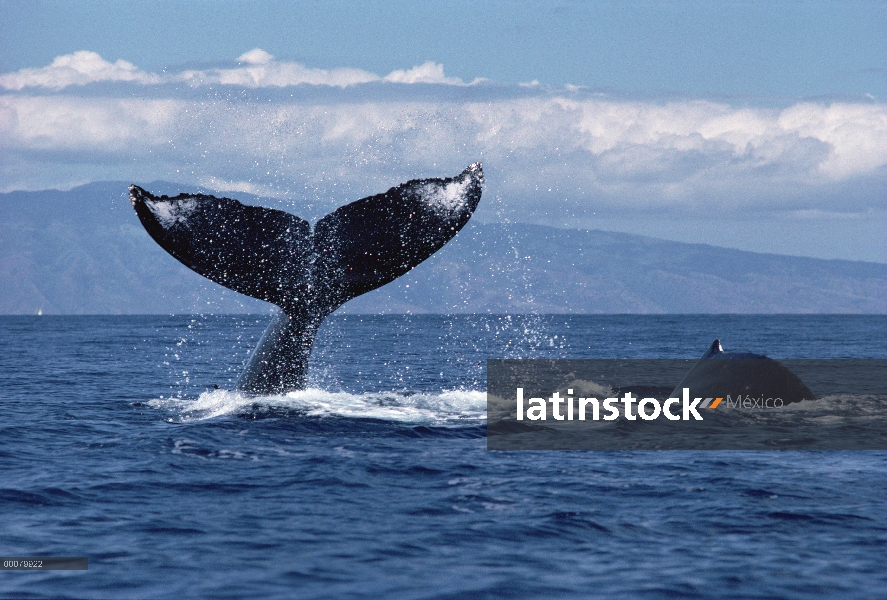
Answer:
[131, 164, 484, 393]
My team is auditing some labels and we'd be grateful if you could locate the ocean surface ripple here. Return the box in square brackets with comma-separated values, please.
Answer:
[1, 314, 885, 599]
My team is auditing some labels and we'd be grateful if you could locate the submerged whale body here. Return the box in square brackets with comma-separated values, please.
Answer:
[670, 339, 815, 405]
[131, 164, 484, 393]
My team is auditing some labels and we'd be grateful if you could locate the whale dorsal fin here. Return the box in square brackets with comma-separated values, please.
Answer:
[701, 339, 723, 358]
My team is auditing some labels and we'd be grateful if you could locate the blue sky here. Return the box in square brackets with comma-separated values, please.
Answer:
[2, 1, 885, 97]
[1, 1, 885, 261]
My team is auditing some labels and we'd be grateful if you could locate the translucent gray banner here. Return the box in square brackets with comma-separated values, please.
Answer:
[1, 557, 88, 570]
[487, 360, 887, 450]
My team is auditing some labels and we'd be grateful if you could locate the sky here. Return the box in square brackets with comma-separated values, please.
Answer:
[1, 0, 885, 261]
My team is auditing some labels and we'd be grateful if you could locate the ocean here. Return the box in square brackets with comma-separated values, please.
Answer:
[1, 314, 886, 599]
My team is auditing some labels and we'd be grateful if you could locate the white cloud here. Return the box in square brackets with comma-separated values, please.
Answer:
[179, 54, 380, 88]
[237, 48, 274, 65]
[0, 50, 469, 90]
[0, 95, 179, 151]
[777, 102, 887, 179]
[466, 97, 887, 185]
[383, 62, 464, 85]
[0, 51, 162, 90]
[0, 51, 884, 228]
[198, 176, 278, 198]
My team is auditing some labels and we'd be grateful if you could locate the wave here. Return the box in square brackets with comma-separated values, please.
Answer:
[148, 388, 487, 425]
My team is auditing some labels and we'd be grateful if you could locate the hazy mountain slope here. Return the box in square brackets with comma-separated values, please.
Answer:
[1, 183, 884, 314]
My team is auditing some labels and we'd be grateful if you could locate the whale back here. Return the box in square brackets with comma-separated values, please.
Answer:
[671, 339, 815, 404]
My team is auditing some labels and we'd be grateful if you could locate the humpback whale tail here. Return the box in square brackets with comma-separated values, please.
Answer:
[130, 164, 484, 393]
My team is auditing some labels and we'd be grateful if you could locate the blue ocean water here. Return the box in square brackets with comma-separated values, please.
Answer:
[1, 314, 886, 599]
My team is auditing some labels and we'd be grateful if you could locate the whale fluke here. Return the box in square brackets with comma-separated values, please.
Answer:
[131, 164, 484, 393]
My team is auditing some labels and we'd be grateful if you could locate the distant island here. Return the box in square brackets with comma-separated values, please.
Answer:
[1, 182, 885, 314]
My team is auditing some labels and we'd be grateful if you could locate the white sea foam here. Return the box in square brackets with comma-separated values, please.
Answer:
[148, 388, 487, 424]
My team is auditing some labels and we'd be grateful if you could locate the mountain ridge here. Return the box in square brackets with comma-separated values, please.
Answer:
[1, 183, 884, 314]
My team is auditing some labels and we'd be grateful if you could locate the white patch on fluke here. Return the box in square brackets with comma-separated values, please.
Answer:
[146, 198, 198, 228]
[420, 178, 471, 214]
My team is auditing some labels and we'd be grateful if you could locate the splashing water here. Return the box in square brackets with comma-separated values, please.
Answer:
[149, 387, 487, 424]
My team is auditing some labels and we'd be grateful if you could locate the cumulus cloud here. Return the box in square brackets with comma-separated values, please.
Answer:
[0, 51, 163, 90]
[0, 95, 179, 151]
[1, 51, 885, 235]
[179, 48, 381, 88]
[479, 97, 887, 184]
[383, 62, 465, 85]
[237, 49, 274, 65]
[197, 176, 276, 197]
[3, 91, 884, 210]
[0, 49, 468, 90]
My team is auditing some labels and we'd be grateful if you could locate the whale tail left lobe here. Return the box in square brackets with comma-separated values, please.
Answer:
[130, 164, 483, 393]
